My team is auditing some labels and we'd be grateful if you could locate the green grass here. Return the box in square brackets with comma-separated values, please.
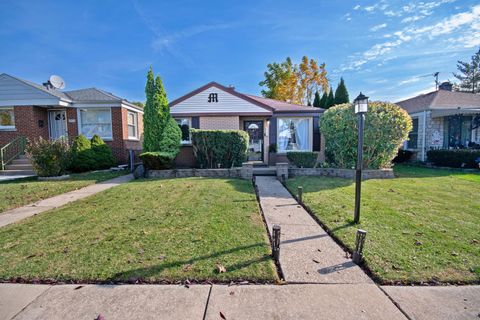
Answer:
[0, 170, 126, 213]
[287, 165, 480, 284]
[0, 178, 277, 283]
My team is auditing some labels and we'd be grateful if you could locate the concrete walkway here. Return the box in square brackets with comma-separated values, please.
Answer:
[255, 176, 371, 284]
[0, 174, 133, 228]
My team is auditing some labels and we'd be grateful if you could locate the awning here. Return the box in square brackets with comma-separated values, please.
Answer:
[431, 108, 480, 118]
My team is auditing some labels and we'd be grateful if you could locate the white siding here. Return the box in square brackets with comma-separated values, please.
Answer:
[171, 86, 271, 115]
[0, 74, 62, 106]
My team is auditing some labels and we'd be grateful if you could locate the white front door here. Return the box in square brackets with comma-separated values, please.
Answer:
[48, 110, 67, 140]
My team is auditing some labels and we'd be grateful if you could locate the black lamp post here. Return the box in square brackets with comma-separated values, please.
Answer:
[353, 92, 369, 224]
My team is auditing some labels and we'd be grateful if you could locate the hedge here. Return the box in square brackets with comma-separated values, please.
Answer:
[191, 129, 248, 168]
[287, 152, 318, 168]
[91, 135, 116, 169]
[26, 137, 71, 177]
[427, 149, 480, 168]
[70, 135, 116, 172]
[139, 151, 177, 170]
[393, 149, 414, 163]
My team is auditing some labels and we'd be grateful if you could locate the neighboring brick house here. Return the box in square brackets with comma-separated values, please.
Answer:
[170, 81, 325, 167]
[0, 73, 143, 164]
[396, 82, 480, 161]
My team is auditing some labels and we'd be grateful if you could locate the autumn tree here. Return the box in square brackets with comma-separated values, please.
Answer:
[259, 56, 329, 105]
[453, 48, 480, 93]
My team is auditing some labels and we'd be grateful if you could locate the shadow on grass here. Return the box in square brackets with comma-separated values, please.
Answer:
[109, 242, 271, 281]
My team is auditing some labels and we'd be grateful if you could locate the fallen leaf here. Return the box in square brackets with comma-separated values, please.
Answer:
[94, 315, 105, 320]
[415, 241, 423, 246]
[216, 264, 227, 273]
[312, 259, 320, 264]
[451, 251, 458, 256]
[183, 264, 193, 272]
[220, 311, 227, 319]
[74, 285, 84, 290]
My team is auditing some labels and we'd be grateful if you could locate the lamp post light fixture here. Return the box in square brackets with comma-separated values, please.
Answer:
[353, 92, 369, 224]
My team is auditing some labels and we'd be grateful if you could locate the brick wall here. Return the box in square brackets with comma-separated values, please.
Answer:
[0, 106, 49, 146]
[199, 116, 240, 130]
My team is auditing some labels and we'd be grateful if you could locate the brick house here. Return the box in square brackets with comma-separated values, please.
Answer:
[0, 73, 143, 165]
[396, 82, 480, 161]
[170, 81, 325, 167]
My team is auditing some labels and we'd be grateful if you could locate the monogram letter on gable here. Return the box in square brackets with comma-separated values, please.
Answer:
[208, 93, 218, 103]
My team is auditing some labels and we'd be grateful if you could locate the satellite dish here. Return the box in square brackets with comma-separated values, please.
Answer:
[49, 75, 65, 89]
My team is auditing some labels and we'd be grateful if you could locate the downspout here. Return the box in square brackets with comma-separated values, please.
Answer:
[421, 110, 427, 162]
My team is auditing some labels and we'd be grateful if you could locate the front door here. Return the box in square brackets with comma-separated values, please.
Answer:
[244, 120, 264, 162]
[48, 110, 67, 140]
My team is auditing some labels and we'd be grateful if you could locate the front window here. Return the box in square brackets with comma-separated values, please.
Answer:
[277, 117, 311, 152]
[444, 115, 472, 148]
[127, 111, 138, 139]
[175, 118, 191, 144]
[0, 107, 15, 130]
[407, 118, 418, 149]
[79, 108, 112, 139]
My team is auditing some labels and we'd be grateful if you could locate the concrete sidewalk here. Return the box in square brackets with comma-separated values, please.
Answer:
[255, 176, 371, 284]
[0, 174, 133, 228]
[2, 283, 478, 320]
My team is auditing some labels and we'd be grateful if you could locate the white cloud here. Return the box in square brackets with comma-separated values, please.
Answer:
[353, 4, 361, 10]
[370, 23, 387, 32]
[399, 76, 421, 85]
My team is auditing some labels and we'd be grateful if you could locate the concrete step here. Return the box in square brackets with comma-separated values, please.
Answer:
[0, 169, 36, 176]
[253, 168, 276, 176]
[11, 158, 31, 165]
[5, 163, 34, 170]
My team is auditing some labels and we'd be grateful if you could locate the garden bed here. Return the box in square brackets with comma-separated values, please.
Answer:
[286, 165, 480, 284]
[0, 177, 277, 283]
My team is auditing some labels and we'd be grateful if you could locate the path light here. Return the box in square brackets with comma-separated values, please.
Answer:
[352, 229, 367, 264]
[297, 186, 303, 204]
[272, 225, 281, 262]
[353, 92, 369, 224]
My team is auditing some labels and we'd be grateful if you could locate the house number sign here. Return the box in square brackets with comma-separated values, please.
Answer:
[208, 93, 218, 103]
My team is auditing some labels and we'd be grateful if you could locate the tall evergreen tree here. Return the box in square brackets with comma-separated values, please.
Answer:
[453, 48, 480, 93]
[325, 87, 335, 109]
[319, 91, 328, 109]
[334, 77, 350, 104]
[312, 91, 321, 108]
[143, 68, 168, 152]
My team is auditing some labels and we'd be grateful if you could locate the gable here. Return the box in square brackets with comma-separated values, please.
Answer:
[0, 74, 65, 106]
[171, 85, 272, 115]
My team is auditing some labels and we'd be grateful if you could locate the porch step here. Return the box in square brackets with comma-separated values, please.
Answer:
[10, 158, 31, 165]
[1, 155, 35, 176]
[253, 167, 276, 176]
[0, 169, 36, 176]
[5, 163, 34, 170]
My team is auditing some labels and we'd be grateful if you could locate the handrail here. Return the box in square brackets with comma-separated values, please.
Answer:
[0, 136, 27, 170]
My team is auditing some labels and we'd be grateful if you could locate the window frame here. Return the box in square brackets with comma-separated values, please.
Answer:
[0, 107, 16, 131]
[127, 111, 139, 140]
[276, 117, 313, 154]
[77, 107, 113, 141]
[174, 117, 192, 145]
[407, 117, 419, 149]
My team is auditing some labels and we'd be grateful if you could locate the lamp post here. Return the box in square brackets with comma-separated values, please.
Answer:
[353, 92, 369, 224]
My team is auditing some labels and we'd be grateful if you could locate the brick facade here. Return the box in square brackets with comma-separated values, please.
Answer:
[0, 106, 49, 147]
[199, 116, 240, 130]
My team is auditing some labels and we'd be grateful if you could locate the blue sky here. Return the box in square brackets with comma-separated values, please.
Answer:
[0, 0, 479, 103]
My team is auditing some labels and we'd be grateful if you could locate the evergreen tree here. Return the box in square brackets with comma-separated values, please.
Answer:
[313, 91, 321, 108]
[334, 77, 350, 104]
[453, 48, 480, 93]
[325, 87, 335, 109]
[319, 91, 328, 109]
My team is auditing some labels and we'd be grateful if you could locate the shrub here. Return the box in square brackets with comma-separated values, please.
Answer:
[70, 135, 96, 172]
[393, 149, 414, 163]
[91, 135, 116, 169]
[427, 149, 480, 168]
[140, 151, 177, 170]
[191, 129, 248, 168]
[320, 102, 412, 169]
[268, 144, 277, 153]
[159, 117, 182, 154]
[26, 137, 71, 177]
[287, 152, 318, 168]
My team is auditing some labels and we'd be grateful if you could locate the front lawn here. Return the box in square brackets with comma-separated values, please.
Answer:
[287, 165, 480, 284]
[0, 170, 126, 213]
[0, 178, 277, 283]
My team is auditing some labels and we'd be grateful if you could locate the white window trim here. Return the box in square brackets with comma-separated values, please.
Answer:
[77, 107, 113, 141]
[276, 117, 313, 154]
[0, 107, 16, 131]
[127, 111, 139, 140]
[174, 117, 192, 145]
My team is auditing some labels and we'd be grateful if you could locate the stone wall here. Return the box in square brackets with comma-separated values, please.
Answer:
[288, 167, 394, 180]
[147, 168, 244, 179]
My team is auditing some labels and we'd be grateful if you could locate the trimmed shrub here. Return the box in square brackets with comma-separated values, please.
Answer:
[26, 137, 71, 177]
[393, 149, 414, 163]
[91, 135, 116, 169]
[427, 149, 480, 168]
[320, 102, 412, 169]
[139, 151, 176, 170]
[159, 117, 182, 154]
[191, 129, 249, 168]
[70, 135, 96, 172]
[287, 152, 318, 168]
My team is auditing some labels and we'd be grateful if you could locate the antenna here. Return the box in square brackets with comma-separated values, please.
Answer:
[48, 75, 66, 90]
[419, 72, 440, 90]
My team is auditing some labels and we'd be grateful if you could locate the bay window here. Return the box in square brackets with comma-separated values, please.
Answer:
[79, 108, 112, 139]
[277, 117, 312, 152]
[0, 107, 15, 130]
[175, 117, 191, 144]
[127, 111, 138, 139]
